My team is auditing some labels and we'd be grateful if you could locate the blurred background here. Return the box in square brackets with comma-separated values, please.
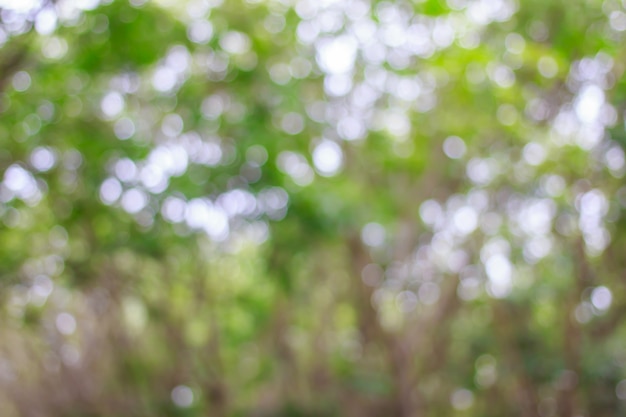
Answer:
[1, 0, 626, 415]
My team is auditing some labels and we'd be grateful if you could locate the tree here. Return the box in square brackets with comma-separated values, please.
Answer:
[1, 0, 626, 416]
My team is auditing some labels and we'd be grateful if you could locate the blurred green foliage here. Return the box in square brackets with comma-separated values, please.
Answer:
[1, 0, 626, 416]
